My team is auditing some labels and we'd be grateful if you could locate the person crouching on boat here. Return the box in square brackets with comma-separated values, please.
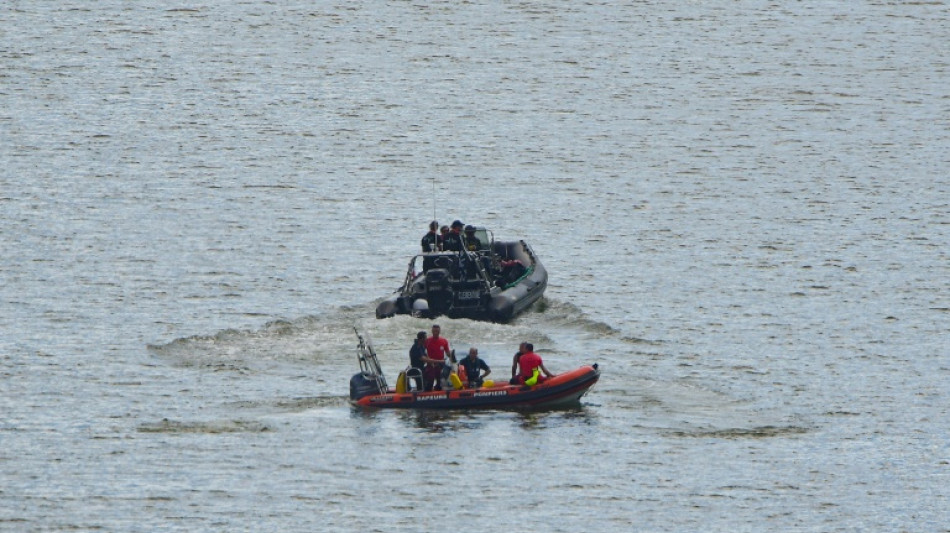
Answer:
[421, 324, 451, 391]
[497, 259, 526, 287]
[459, 347, 491, 388]
[511, 343, 553, 386]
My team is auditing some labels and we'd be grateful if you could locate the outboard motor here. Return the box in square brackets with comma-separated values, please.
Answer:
[424, 268, 450, 291]
[349, 372, 383, 401]
[424, 268, 452, 315]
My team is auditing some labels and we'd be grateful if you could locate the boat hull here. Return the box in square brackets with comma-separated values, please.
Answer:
[351, 365, 599, 410]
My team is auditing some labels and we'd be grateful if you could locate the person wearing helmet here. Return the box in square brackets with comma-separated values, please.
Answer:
[463, 225, 482, 251]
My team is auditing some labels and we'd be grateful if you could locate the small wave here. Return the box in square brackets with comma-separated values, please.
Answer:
[222, 395, 351, 413]
[273, 395, 351, 410]
[668, 425, 810, 439]
[137, 418, 271, 434]
[525, 298, 621, 333]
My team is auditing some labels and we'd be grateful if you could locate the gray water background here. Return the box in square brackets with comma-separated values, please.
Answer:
[2, 1, 948, 531]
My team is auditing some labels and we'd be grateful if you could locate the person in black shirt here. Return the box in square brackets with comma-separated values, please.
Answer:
[463, 225, 482, 252]
[421, 220, 442, 252]
[459, 347, 491, 388]
[408, 331, 427, 391]
[442, 220, 465, 252]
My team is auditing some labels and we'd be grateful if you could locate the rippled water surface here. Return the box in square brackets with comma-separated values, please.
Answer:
[2, 1, 949, 531]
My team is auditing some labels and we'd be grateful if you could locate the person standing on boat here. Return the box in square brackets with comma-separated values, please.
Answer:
[421, 220, 442, 252]
[442, 220, 465, 252]
[512, 343, 554, 386]
[459, 347, 491, 388]
[422, 324, 451, 391]
[408, 331, 427, 391]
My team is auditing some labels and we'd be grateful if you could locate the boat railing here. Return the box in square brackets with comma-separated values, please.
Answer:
[500, 265, 534, 289]
[465, 249, 494, 292]
[407, 250, 494, 292]
[399, 256, 418, 292]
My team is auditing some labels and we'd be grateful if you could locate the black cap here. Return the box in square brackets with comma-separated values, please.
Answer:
[451, 220, 464, 228]
[464, 225, 475, 232]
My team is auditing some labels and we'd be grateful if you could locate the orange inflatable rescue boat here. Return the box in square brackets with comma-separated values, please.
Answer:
[349, 328, 599, 410]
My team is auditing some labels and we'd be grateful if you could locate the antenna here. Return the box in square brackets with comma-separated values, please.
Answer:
[432, 176, 436, 221]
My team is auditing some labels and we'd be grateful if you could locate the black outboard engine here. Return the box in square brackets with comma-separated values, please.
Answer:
[424, 268, 452, 315]
[424, 268, 451, 291]
[349, 372, 383, 401]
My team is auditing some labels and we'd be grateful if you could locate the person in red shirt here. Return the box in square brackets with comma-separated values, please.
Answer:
[512, 343, 554, 385]
[422, 324, 451, 391]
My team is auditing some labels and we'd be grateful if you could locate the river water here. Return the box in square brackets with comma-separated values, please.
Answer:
[2, 1, 948, 531]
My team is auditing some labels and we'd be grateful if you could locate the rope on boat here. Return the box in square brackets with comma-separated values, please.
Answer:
[501, 266, 534, 290]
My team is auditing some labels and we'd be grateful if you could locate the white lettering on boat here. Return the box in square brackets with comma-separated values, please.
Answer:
[473, 390, 508, 398]
[370, 396, 394, 403]
[417, 394, 447, 401]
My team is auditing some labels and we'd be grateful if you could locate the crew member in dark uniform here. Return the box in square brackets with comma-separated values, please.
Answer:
[421, 220, 442, 252]
[408, 331, 427, 391]
[442, 220, 465, 252]
[463, 225, 482, 251]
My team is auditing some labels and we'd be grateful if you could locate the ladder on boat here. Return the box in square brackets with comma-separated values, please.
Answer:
[354, 327, 388, 392]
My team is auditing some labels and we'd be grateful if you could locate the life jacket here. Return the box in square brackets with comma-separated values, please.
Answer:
[524, 368, 540, 386]
[395, 371, 408, 393]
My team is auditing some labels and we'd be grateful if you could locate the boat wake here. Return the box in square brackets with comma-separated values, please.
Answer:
[145, 296, 657, 381]
[146, 308, 372, 370]
[518, 297, 663, 346]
